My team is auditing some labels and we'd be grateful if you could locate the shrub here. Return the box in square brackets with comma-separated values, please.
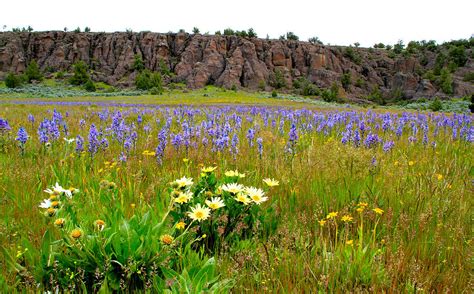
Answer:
[271, 90, 277, 97]
[133, 54, 145, 72]
[368, 87, 385, 105]
[344, 47, 361, 64]
[192, 27, 200, 34]
[429, 98, 443, 111]
[135, 69, 163, 92]
[448, 45, 467, 67]
[272, 70, 286, 89]
[463, 72, 474, 83]
[439, 68, 453, 95]
[223, 28, 234, 36]
[69, 61, 90, 85]
[469, 94, 474, 113]
[322, 83, 339, 102]
[285, 32, 299, 41]
[149, 86, 162, 95]
[393, 40, 405, 54]
[55, 71, 65, 79]
[84, 79, 96, 92]
[5, 72, 23, 88]
[258, 80, 266, 91]
[341, 73, 351, 90]
[247, 28, 257, 38]
[25, 60, 43, 82]
[308, 36, 323, 45]
[231, 84, 237, 91]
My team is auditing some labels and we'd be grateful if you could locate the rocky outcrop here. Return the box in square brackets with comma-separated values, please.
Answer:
[0, 31, 473, 99]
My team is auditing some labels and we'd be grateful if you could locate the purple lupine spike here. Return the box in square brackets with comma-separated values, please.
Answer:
[257, 137, 263, 157]
[88, 124, 100, 155]
[75, 135, 84, 153]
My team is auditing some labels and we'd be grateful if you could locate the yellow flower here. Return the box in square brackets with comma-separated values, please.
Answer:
[51, 201, 60, 208]
[174, 191, 193, 204]
[130, 203, 136, 209]
[70, 229, 82, 239]
[373, 207, 384, 215]
[54, 218, 65, 228]
[187, 204, 211, 222]
[182, 158, 189, 163]
[318, 220, 326, 227]
[201, 166, 217, 174]
[225, 170, 239, 177]
[245, 187, 268, 205]
[408, 161, 414, 166]
[326, 211, 338, 219]
[202, 234, 207, 239]
[175, 221, 186, 230]
[346, 240, 354, 246]
[94, 219, 106, 231]
[356, 207, 364, 213]
[142, 150, 156, 156]
[160, 234, 174, 245]
[341, 215, 353, 223]
[357, 202, 368, 207]
[394, 161, 399, 166]
[262, 178, 279, 187]
[437, 174, 443, 180]
[234, 193, 252, 205]
[205, 197, 226, 210]
[46, 208, 56, 217]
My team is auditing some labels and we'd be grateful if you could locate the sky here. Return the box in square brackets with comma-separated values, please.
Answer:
[2, 0, 473, 47]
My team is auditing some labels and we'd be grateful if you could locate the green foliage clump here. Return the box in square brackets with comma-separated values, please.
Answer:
[135, 69, 163, 92]
[429, 98, 443, 111]
[393, 40, 405, 54]
[463, 72, 474, 83]
[344, 47, 361, 64]
[272, 70, 286, 89]
[448, 45, 467, 67]
[322, 83, 339, 102]
[293, 77, 320, 96]
[192, 27, 200, 34]
[439, 68, 453, 95]
[25, 60, 43, 82]
[341, 73, 351, 90]
[133, 54, 145, 72]
[285, 32, 299, 41]
[5, 73, 23, 88]
[84, 79, 96, 92]
[271, 90, 277, 97]
[308, 36, 323, 45]
[69, 61, 91, 85]
[367, 86, 385, 105]
[469, 94, 474, 113]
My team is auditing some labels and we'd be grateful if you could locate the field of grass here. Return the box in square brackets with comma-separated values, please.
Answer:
[0, 92, 473, 292]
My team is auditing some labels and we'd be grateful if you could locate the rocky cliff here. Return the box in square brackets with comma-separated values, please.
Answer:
[0, 31, 472, 99]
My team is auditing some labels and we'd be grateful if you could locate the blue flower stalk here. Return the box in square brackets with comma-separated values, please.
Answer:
[16, 127, 28, 154]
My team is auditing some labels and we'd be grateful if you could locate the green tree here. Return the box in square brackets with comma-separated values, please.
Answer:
[192, 27, 200, 34]
[393, 40, 405, 54]
[5, 73, 23, 88]
[69, 61, 90, 85]
[429, 98, 442, 111]
[439, 68, 453, 94]
[135, 69, 163, 92]
[84, 79, 96, 92]
[25, 60, 43, 82]
[223, 28, 235, 36]
[272, 70, 286, 89]
[286, 32, 299, 41]
[247, 28, 257, 38]
[84, 27, 91, 32]
[341, 73, 351, 90]
[133, 54, 145, 72]
[308, 36, 323, 45]
[448, 45, 467, 67]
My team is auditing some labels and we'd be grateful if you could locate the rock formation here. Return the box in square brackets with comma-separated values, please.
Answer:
[0, 31, 472, 99]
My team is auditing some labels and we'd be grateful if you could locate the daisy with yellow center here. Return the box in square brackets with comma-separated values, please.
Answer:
[205, 197, 226, 210]
[234, 193, 252, 205]
[262, 178, 279, 187]
[51, 201, 60, 209]
[221, 183, 245, 195]
[174, 177, 194, 189]
[245, 187, 268, 205]
[46, 208, 56, 217]
[174, 191, 193, 204]
[187, 204, 211, 222]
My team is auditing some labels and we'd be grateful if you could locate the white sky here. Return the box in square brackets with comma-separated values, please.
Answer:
[2, 0, 473, 47]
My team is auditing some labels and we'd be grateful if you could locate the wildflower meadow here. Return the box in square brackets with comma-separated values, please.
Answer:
[0, 95, 473, 292]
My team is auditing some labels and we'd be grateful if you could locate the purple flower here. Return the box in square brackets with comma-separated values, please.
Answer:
[247, 128, 255, 147]
[88, 124, 100, 155]
[28, 114, 35, 124]
[76, 135, 84, 153]
[382, 140, 394, 152]
[364, 132, 379, 148]
[256, 137, 263, 157]
[16, 127, 28, 149]
[0, 118, 11, 132]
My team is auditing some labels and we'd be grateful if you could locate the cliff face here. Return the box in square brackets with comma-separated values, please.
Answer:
[0, 31, 472, 98]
